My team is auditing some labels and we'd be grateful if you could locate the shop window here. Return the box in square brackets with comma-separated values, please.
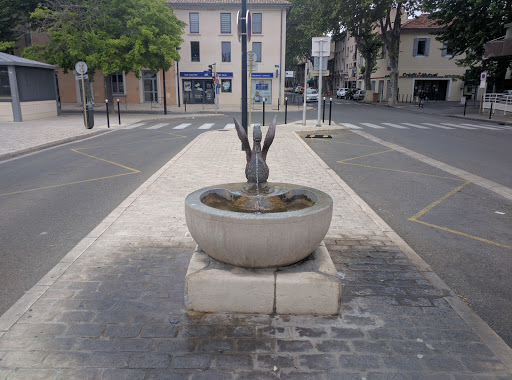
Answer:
[191, 41, 200, 62]
[252, 13, 262, 34]
[222, 42, 231, 62]
[189, 13, 199, 33]
[220, 13, 231, 33]
[0, 67, 11, 101]
[221, 79, 232, 92]
[111, 71, 125, 95]
[413, 38, 430, 56]
[252, 42, 262, 62]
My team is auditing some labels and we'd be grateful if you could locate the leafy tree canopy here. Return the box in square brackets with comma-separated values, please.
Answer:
[0, 0, 40, 51]
[422, 0, 512, 83]
[23, 0, 186, 76]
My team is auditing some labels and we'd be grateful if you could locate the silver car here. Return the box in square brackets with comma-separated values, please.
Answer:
[306, 88, 318, 102]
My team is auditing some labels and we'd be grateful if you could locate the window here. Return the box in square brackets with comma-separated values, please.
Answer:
[413, 38, 430, 56]
[0, 67, 11, 101]
[111, 71, 124, 94]
[359, 56, 364, 66]
[252, 13, 262, 34]
[252, 42, 262, 62]
[222, 42, 231, 62]
[191, 41, 200, 62]
[221, 79, 232, 92]
[442, 42, 454, 56]
[189, 13, 199, 33]
[220, 13, 231, 33]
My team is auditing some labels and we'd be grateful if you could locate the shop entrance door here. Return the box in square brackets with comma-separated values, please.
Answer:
[143, 71, 158, 102]
[182, 79, 215, 104]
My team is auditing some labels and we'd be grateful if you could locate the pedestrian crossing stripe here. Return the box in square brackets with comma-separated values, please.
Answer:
[224, 124, 235, 129]
[381, 123, 408, 129]
[340, 123, 362, 129]
[146, 123, 168, 130]
[124, 123, 145, 129]
[460, 123, 501, 130]
[424, 123, 456, 129]
[401, 123, 430, 129]
[173, 123, 192, 129]
[198, 123, 215, 129]
[361, 123, 385, 129]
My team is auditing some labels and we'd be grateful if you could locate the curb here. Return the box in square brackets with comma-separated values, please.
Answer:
[0, 129, 110, 163]
[293, 130, 512, 372]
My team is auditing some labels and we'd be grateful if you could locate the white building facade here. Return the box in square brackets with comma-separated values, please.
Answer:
[168, 0, 291, 107]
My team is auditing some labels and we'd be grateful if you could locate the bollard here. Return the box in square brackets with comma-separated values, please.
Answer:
[464, 99, 467, 116]
[329, 98, 332, 125]
[322, 97, 326, 123]
[262, 100, 266, 126]
[117, 99, 121, 125]
[105, 99, 110, 128]
[489, 101, 493, 119]
[184, 99, 187, 112]
[285, 97, 288, 125]
[277, 97, 280, 111]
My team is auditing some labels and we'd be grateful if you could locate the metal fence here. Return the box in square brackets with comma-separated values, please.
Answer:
[482, 93, 512, 115]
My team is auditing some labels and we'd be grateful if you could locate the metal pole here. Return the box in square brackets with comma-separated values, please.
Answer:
[329, 97, 332, 125]
[285, 96, 288, 124]
[322, 97, 325, 123]
[177, 61, 181, 107]
[105, 99, 110, 128]
[316, 39, 323, 126]
[163, 69, 167, 115]
[263, 99, 265, 126]
[81, 66, 88, 129]
[117, 99, 121, 124]
[184, 99, 187, 112]
[241, 0, 248, 136]
[278, 97, 280, 111]
[463, 98, 467, 116]
[302, 62, 307, 126]
[489, 101, 493, 119]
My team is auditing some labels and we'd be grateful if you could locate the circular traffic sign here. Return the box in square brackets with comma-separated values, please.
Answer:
[75, 61, 88, 75]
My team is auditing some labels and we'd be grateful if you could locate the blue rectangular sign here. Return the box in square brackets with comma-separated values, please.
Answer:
[180, 71, 233, 78]
[252, 72, 273, 78]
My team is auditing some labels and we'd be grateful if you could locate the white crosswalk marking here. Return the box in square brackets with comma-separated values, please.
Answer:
[401, 123, 431, 129]
[361, 123, 385, 129]
[123, 123, 145, 129]
[224, 124, 235, 129]
[460, 123, 502, 130]
[340, 123, 362, 129]
[382, 123, 409, 129]
[198, 123, 215, 129]
[173, 123, 192, 129]
[146, 123, 169, 130]
[423, 123, 456, 130]
[438, 123, 476, 130]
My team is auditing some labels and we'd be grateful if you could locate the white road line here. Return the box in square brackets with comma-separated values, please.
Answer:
[382, 123, 409, 129]
[198, 123, 215, 129]
[340, 123, 362, 130]
[123, 123, 145, 129]
[401, 122, 431, 129]
[146, 123, 169, 130]
[361, 123, 386, 129]
[422, 123, 455, 130]
[438, 123, 476, 130]
[173, 123, 192, 129]
[224, 124, 235, 129]
[460, 123, 502, 130]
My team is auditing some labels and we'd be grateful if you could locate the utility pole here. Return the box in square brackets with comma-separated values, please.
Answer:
[241, 0, 248, 135]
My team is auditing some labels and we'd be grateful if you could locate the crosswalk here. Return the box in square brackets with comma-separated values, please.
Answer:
[123, 120, 510, 132]
[339, 121, 508, 131]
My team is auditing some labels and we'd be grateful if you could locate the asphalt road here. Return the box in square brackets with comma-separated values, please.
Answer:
[300, 100, 512, 346]
[0, 114, 235, 316]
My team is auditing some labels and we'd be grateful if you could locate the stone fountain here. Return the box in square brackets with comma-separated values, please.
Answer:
[184, 116, 341, 314]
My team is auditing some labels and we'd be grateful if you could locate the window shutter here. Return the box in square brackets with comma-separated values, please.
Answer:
[425, 38, 430, 56]
[413, 38, 418, 56]
[442, 43, 447, 56]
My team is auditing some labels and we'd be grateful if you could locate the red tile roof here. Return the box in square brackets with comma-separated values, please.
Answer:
[168, 0, 291, 5]
[402, 14, 444, 29]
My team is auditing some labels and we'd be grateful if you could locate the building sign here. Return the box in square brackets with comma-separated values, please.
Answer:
[221, 79, 232, 92]
[251, 72, 273, 78]
[285, 71, 294, 78]
[251, 79, 272, 104]
[402, 73, 439, 78]
[181, 71, 233, 78]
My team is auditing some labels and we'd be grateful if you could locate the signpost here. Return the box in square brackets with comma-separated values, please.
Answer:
[247, 50, 258, 129]
[75, 61, 88, 128]
[312, 37, 330, 126]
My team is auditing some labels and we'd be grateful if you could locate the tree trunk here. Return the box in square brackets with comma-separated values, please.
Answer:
[388, 46, 399, 104]
[364, 52, 372, 92]
[104, 75, 114, 113]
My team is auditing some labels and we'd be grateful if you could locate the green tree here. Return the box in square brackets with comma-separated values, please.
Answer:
[24, 0, 185, 101]
[422, 0, 512, 90]
[0, 0, 39, 52]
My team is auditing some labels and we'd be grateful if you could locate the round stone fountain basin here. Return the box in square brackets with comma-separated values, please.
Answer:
[185, 183, 333, 268]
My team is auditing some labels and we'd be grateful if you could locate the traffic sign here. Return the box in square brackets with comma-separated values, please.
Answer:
[312, 37, 331, 57]
[311, 70, 330, 77]
[313, 56, 328, 71]
[75, 61, 88, 75]
[75, 74, 89, 80]
[237, 10, 252, 42]
[247, 51, 257, 63]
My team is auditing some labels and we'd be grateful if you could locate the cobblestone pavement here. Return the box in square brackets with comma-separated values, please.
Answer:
[0, 122, 511, 379]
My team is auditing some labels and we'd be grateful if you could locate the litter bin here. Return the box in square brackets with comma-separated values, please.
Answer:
[84, 103, 94, 129]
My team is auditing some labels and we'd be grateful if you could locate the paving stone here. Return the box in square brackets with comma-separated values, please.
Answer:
[236, 339, 274, 353]
[196, 339, 234, 352]
[4, 369, 58, 380]
[72, 338, 116, 351]
[339, 354, 381, 370]
[140, 324, 179, 338]
[381, 356, 423, 371]
[325, 372, 363, 380]
[421, 357, 466, 372]
[293, 327, 328, 338]
[366, 372, 409, 380]
[214, 354, 253, 369]
[115, 338, 154, 352]
[54, 368, 102, 380]
[154, 338, 198, 353]
[315, 339, 351, 352]
[128, 352, 170, 368]
[191, 370, 235, 379]
[145, 370, 194, 379]
[172, 354, 211, 369]
[104, 325, 143, 338]
[255, 354, 295, 370]
[235, 371, 278, 380]
[276, 340, 314, 352]
[64, 323, 106, 337]
[44, 352, 91, 368]
[298, 354, 338, 370]
[460, 357, 508, 372]
[280, 371, 325, 380]
[85, 352, 130, 368]
[330, 327, 364, 339]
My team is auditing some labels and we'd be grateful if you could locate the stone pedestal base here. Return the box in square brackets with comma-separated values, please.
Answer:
[185, 242, 341, 315]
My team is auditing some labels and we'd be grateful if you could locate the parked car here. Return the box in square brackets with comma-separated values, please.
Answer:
[294, 86, 304, 94]
[503, 90, 512, 95]
[352, 90, 366, 101]
[285, 87, 294, 93]
[336, 88, 349, 99]
[305, 88, 319, 102]
[345, 88, 360, 100]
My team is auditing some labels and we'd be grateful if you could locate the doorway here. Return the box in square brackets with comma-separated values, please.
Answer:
[143, 71, 158, 102]
[182, 79, 215, 104]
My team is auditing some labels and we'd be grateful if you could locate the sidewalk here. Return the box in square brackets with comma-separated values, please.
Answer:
[0, 117, 511, 378]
